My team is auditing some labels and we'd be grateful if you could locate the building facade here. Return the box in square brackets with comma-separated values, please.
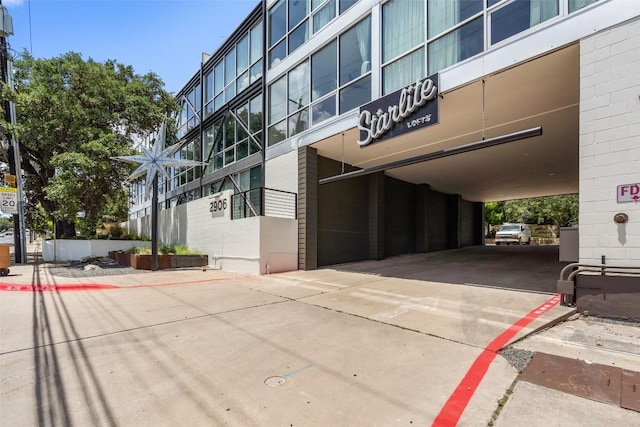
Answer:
[126, 0, 640, 278]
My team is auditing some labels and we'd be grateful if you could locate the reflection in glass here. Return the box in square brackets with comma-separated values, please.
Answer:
[383, 48, 423, 95]
[268, 120, 287, 146]
[313, 0, 335, 32]
[289, 108, 309, 137]
[428, 0, 482, 38]
[288, 20, 309, 54]
[269, 40, 287, 68]
[340, 75, 370, 114]
[311, 96, 336, 125]
[428, 17, 483, 74]
[339, 16, 371, 86]
[312, 40, 336, 101]
[289, 0, 308, 30]
[288, 60, 310, 114]
[269, 0, 286, 46]
[491, 0, 558, 44]
[250, 22, 263, 64]
[382, 0, 423, 63]
[269, 77, 287, 124]
[236, 34, 249, 74]
[569, 0, 598, 13]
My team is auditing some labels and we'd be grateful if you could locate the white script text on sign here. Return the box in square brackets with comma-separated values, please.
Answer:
[0, 188, 18, 214]
[617, 183, 640, 203]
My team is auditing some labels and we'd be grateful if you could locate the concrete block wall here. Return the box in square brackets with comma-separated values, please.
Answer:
[579, 17, 640, 266]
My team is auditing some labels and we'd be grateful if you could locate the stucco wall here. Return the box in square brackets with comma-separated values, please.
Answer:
[125, 191, 298, 275]
[579, 17, 640, 267]
[266, 149, 298, 193]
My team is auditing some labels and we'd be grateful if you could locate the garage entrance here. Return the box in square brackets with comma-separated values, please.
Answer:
[298, 44, 579, 272]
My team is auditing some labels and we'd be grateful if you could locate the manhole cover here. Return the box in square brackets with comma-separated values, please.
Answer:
[264, 376, 286, 387]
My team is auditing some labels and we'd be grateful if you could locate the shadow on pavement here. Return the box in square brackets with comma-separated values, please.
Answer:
[328, 245, 568, 294]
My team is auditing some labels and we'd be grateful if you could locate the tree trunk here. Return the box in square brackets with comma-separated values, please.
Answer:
[55, 220, 76, 239]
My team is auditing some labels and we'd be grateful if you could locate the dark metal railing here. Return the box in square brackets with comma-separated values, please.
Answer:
[557, 262, 640, 306]
[231, 187, 297, 220]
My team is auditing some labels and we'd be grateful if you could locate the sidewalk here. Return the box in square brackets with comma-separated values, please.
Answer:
[1, 243, 638, 426]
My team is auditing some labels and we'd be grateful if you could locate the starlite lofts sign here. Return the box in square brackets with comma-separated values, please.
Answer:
[357, 74, 439, 147]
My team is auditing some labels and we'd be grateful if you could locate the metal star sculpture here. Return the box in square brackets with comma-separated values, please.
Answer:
[112, 120, 206, 271]
[113, 121, 204, 198]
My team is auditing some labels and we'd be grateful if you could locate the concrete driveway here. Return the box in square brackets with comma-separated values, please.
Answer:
[2, 246, 636, 426]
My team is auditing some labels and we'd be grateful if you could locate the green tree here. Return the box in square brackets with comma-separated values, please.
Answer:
[0, 51, 177, 238]
[503, 194, 578, 236]
[484, 201, 505, 236]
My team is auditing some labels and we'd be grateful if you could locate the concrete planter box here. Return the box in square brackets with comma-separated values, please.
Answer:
[108, 251, 208, 270]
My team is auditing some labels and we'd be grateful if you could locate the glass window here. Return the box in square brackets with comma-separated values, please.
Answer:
[225, 84, 235, 101]
[250, 22, 263, 64]
[203, 124, 217, 174]
[339, 0, 358, 14]
[340, 75, 370, 113]
[289, 0, 308, 30]
[428, 0, 483, 38]
[269, 0, 287, 47]
[236, 140, 249, 160]
[288, 20, 309, 53]
[491, 0, 558, 45]
[224, 147, 235, 166]
[250, 62, 263, 84]
[249, 95, 263, 134]
[289, 108, 309, 136]
[214, 62, 224, 94]
[312, 95, 336, 125]
[237, 71, 250, 93]
[194, 84, 201, 112]
[340, 16, 371, 86]
[224, 118, 236, 150]
[312, 40, 337, 101]
[205, 71, 213, 105]
[382, 0, 424, 63]
[269, 76, 287, 124]
[237, 103, 249, 141]
[569, 0, 598, 13]
[313, 0, 336, 32]
[288, 60, 310, 114]
[225, 48, 236, 86]
[250, 165, 262, 189]
[269, 40, 287, 68]
[383, 48, 424, 95]
[268, 120, 287, 146]
[237, 34, 249, 74]
[428, 16, 483, 74]
[214, 94, 224, 111]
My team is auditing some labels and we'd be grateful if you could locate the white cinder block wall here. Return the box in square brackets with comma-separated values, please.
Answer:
[579, 16, 640, 267]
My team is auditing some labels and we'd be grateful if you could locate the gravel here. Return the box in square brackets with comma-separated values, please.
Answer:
[499, 346, 535, 373]
[48, 257, 144, 278]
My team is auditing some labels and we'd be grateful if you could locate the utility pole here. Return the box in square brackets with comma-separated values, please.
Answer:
[1, 2, 26, 263]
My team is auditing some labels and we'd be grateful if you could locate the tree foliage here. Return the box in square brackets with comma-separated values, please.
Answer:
[485, 194, 579, 236]
[0, 51, 177, 238]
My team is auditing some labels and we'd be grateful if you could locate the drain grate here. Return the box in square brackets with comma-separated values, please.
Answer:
[264, 376, 286, 387]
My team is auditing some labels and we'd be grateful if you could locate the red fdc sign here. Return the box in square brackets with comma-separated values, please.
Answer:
[617, 183, 640, 203]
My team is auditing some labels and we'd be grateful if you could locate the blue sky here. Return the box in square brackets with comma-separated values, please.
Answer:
[3, 0, 260, 93]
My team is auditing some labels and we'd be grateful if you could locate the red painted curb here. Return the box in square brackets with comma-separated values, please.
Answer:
[1, 283, 119, 292]
[431, 294, 562, 427]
